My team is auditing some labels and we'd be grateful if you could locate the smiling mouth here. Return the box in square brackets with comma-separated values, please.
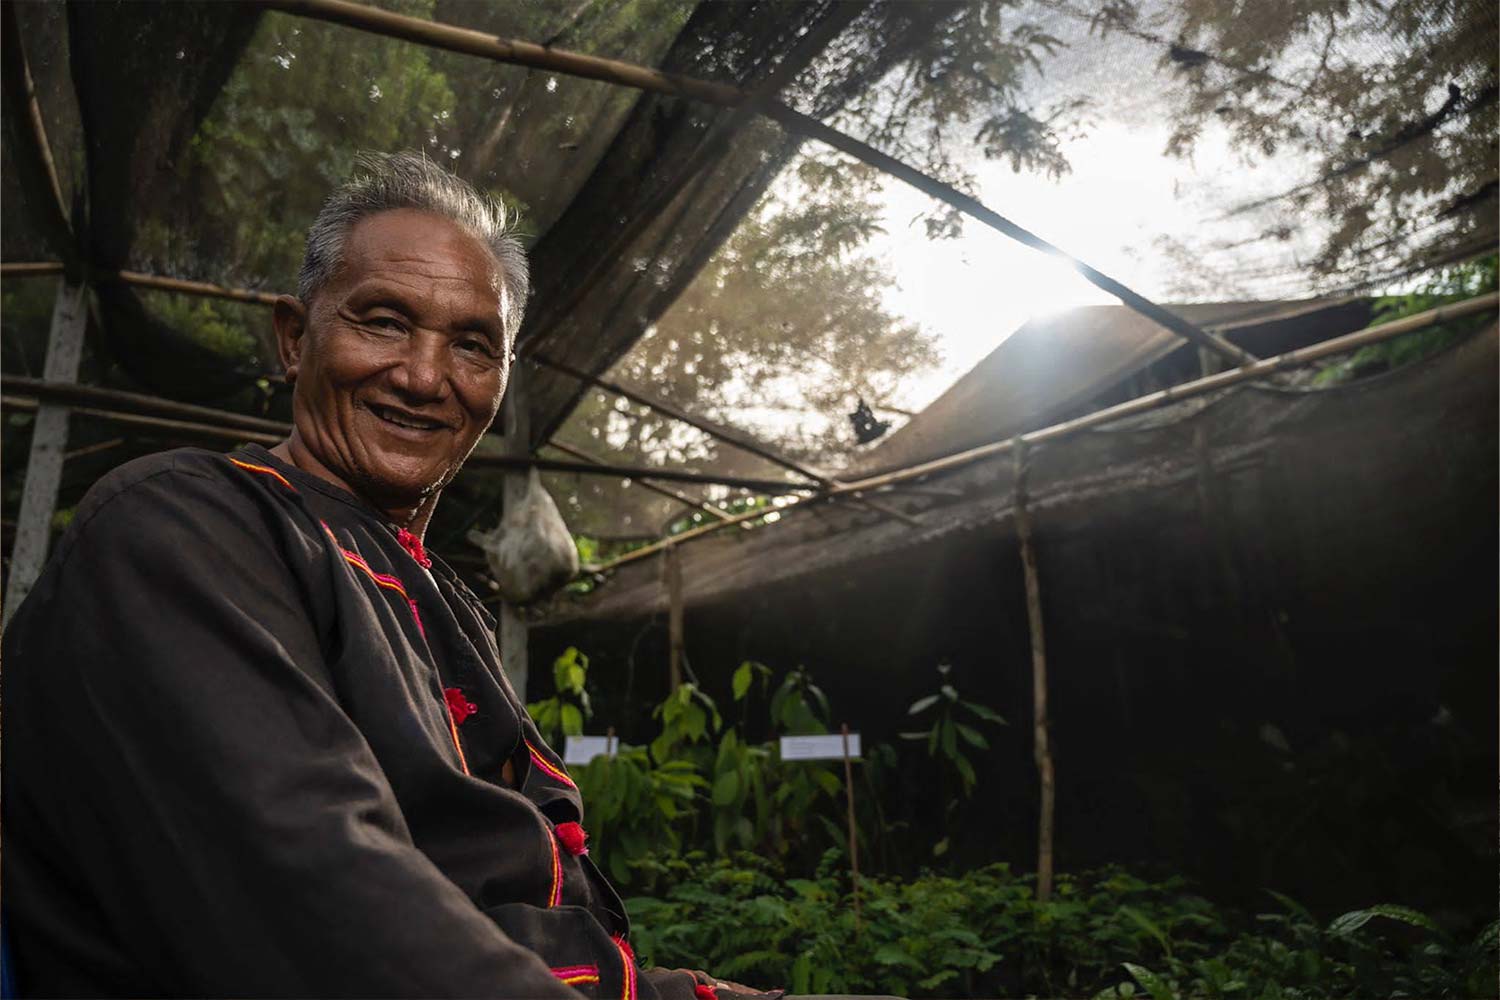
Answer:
[365, 402, 451, 433]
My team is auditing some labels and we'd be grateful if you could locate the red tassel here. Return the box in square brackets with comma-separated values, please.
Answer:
[396, 527, 432, 568]
[555, 821, 589, 856]
[694, 986, 718, 1000]
[444, 687, 477, 725]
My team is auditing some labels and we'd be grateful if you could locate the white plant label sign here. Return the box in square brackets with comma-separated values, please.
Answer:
[779, 733, 860, 761]
[563, 734, 618, 765]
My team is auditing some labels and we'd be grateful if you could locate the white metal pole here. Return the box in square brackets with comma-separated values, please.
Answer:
[5, 280, 88, 625]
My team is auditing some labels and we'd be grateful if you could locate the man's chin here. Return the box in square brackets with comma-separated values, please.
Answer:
[350, 462, 447, 514]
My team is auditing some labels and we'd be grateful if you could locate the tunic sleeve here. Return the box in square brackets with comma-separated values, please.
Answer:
[1, 462, 581, 998]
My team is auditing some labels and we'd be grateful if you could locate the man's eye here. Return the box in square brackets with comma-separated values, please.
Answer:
[459, 338, 496, 356]
[365, 316, 406, 332]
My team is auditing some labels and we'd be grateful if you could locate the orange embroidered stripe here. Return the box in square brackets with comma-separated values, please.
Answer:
[319, 522, 459, 773]
[526, 740, 576, 789]
[444, 705, 471, 776]
[229, 458, 295, 492]
[613, 939, 636, 1000]
[338, 548, 411, 600]
[547, 829, 563, 907]
[560, 973, 601, 986]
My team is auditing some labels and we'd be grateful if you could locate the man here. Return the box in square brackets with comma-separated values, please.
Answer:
[2, 153, 760, 999]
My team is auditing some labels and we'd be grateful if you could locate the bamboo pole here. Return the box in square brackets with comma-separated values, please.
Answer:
[585, 497, 806, 574]
[665, 544, 684, 689]
[535, 353, 922, 526]
[0, 384, 809, 492]
[266, 0, 1245, 366]
[533, 353, 823, 486]
[262, 0, 745, 106]
[0, 395, 283, 448]
[0, 3, 72, 257]
[545, 439, 736, 523]
[0, 264, 281, 305]
[1, 376, 291, 435]
[579, 292, 1498, 572]
[1013, 439, 1055, 902]
[0, 262, 64, 277]
[842, 722, 862, 931]
[113, 270, 281, 306]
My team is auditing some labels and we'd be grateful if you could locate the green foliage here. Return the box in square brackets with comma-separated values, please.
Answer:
[1101, 898, 1498, 1000]
[626, 856, 1497, 1000]
[649, 683, 721, 763]
[900, 662, 1007, 797]
[142, 291, 262, 365]
[538, 657, 850, 886]
[768, 665, 831, 736]
[573, 746, 706, 884]
[525, 646, 592, 742]
[1313, 253, 1497, 386]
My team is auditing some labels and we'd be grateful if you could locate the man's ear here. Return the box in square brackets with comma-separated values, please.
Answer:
[272, 295, 309, 384]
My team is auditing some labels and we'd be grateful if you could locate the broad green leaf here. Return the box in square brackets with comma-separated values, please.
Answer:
[965, 702, 1007, 724]
[1121, 906, 1172, 957]
[711, 770, 741, 806]
[1328, 904, 1440, 936]
[956, 722, 990, 749]
[732, 661, 754, 701]
[1123, 962, 1178, 1000]
[560, 703, 583, 736]
[907, 694, 941, 715]
[953, 752, 976, 792]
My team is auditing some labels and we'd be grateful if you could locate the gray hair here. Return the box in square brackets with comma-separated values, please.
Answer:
[297, 151, 529, 344]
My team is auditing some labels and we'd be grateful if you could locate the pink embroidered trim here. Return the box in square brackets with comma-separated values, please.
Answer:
[553, 965, 602, 986]
[525, 740, 577, 789]
[229, 458, 295, 492]
[396, 527, 432, 568]
[612, 936, 637, 1000]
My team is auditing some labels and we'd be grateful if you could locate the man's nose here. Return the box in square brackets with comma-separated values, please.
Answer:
[388, 331, 452, 402]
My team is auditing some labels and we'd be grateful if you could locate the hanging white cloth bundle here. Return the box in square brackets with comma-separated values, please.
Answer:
[468, 467, 579, 604]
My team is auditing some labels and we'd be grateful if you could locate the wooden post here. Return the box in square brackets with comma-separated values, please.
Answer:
[665, 543, 684, 690]
[4, 281, 87, 626]
[497, 363, 529, 700]
[1013, 438, 1056, 902]
[841, 722, 861, 932]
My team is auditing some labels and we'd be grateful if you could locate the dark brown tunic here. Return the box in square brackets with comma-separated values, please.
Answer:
[1, 445, 662, 998]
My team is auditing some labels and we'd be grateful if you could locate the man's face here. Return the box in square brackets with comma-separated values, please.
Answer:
[275, 208, 510, 512]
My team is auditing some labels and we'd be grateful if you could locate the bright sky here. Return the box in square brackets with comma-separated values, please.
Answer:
[867, 117, 1299, 411]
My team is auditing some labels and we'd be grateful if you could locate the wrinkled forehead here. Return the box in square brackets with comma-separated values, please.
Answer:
[329, 208, 505, 310]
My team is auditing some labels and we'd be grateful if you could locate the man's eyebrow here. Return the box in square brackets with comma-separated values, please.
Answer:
[344, 284, 416, 313]
[453, 316, 505, 343]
